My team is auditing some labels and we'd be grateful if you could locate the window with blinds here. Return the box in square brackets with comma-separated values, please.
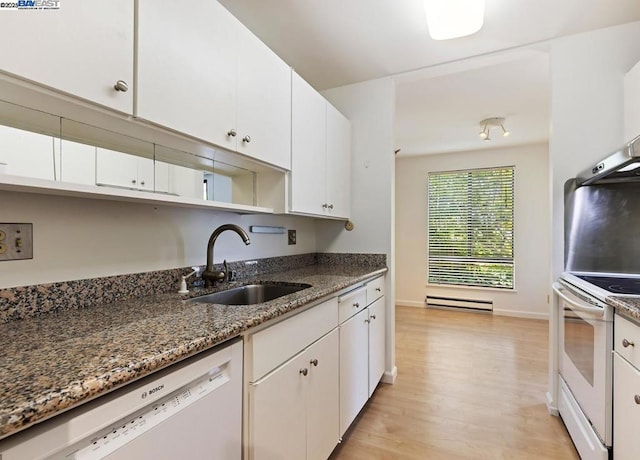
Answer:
[427, 166, 514, 289]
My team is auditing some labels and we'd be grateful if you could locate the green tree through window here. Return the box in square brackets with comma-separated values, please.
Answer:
[427, 166, 514, 288]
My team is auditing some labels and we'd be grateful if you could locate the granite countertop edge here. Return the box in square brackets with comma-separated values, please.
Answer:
[606, 296, 640, 322]
[0, 265, 387, 440]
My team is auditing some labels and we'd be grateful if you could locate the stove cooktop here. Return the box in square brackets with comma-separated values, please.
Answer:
[574, 274, 640, 295]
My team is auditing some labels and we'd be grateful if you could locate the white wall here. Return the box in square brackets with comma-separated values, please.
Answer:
[320, 77, 397, 382]
[0, 190, 317, 288]
[395, 143, 550, 319]
[550, 22, 640, 280]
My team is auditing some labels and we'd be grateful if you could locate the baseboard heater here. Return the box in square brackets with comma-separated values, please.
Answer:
[425, 295, 493, 312]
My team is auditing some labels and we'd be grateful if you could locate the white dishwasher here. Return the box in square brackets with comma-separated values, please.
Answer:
[0, 339, 243, 460]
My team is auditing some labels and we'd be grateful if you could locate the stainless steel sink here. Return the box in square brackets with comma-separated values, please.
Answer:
[189, 282, 312, 305]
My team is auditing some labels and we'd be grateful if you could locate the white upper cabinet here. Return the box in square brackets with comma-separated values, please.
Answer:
[136, 0, 239, 152]
[0, 0, 133, 113]
[137, 0, 291, 170]
[290, 72, 352, 219]
[291, 72, 327, 215]
[624, 60, 640, 143]
[326, 103, 351, 219]
[236, 28, 292, 170]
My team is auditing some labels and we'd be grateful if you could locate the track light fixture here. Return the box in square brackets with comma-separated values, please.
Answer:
[478, 117, 510, 141]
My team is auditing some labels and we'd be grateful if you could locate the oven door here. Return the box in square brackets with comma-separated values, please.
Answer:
[553, 282, 612, 446]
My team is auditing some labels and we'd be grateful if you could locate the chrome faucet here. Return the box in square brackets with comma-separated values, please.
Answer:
[202, 224, 251, 286]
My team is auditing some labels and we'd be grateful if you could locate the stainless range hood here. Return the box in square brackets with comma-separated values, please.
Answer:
[576, 134, 640, 185]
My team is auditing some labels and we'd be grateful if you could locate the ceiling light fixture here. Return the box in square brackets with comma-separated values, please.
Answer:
[478, 117, 510, 141]
[424, 0, 485, 40]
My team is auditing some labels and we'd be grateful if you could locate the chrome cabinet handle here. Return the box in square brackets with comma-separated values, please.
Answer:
[365, 318, 370, 323]
[375, 287, 382, 292]
[140, 181, 145, 186]
[131, 179, 137, 184]
[371, 314, 376, 320]
[227, 129, 237, 137]
[322, 203, 328, 209]
[353, 302, 360, 308]
[310, 359, 318, 367]
[328, 204, 334, 210]
[242, 135, 251, 143]
[623, 339, 635, 348]
[114, 80, 128, 92]
[635, 395, 640, 405]
[299, 368, 308, 376]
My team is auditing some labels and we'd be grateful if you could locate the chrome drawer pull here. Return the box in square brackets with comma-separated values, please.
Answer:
[375, 287, 381, 292]
[299, 368, 308, 376]
[310, 359, 318, 367]
[353, 302, 360, 308]
[623, 338, 635, 348]
[635, 395, 640, 405]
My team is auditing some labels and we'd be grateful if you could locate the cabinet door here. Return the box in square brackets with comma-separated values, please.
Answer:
[368, 297, 386, 397]
[339, 309, 370, 436]
[613, 353, 640, 460]
[236, 26, 292, 170]
[136, 157, 155, 192]
[0, 0, 133, 113]
[326, 103, 351, 219]
[250, 350, 307, 460]
[307, 329, 339, 460]
[96, 148, 139, 189]
[290, 72, 327, 215]
[136, 0, 238, 150]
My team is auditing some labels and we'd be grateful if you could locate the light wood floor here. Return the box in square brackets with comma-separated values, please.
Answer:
[330, 306, 579, 460]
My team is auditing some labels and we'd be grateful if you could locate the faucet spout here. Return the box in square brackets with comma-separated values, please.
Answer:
[202, 224, 251, 286]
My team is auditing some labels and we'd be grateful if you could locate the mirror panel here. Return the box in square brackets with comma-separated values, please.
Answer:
[0, 99, 260, 208]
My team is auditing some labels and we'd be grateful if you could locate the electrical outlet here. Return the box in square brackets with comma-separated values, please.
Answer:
[0, 223, 33, 261]
[288, 229, 297, 245]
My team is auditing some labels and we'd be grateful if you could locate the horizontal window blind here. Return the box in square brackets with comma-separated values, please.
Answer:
[428, 166, 514, 289]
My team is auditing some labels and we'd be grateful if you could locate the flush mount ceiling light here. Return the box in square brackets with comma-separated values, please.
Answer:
[424, 0, 485, 40]
[479, 117, 510, 141]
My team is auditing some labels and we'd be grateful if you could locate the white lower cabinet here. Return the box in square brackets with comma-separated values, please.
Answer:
[249, 329, 339, 460]
[613, 352, 640, 460]
[613, 313, 640, 460]
[368, 297, 386, 397]
[339, 308, 370, 436]
[247, 276, 385, 459]
[339, 276, 386, 436]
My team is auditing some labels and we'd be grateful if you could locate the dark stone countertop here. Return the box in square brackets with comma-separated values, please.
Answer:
[0, 264, 386, 440]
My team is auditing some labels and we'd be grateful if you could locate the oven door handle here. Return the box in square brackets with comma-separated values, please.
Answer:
[552, 282, 605, 317]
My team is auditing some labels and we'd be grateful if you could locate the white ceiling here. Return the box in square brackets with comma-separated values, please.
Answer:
[219, 0, 640, 156]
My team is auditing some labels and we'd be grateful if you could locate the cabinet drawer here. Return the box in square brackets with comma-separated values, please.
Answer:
[338, 286, 367, 324]
[366, 276, 384, 305]
[251, 298, 338, 380]
[615, 314, 640, 369]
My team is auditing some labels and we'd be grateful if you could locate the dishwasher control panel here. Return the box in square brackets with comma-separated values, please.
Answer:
[71, 366, 228, 459]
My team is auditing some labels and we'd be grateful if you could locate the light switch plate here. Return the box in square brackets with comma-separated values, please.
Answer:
[0, 223, 33, 261]
[288, 229, 296, 245]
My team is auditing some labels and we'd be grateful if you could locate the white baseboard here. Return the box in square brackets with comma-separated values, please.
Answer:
[395, 300, 424, 308]
[382, 366, 397, 384]
[493, 309, 548, 320]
